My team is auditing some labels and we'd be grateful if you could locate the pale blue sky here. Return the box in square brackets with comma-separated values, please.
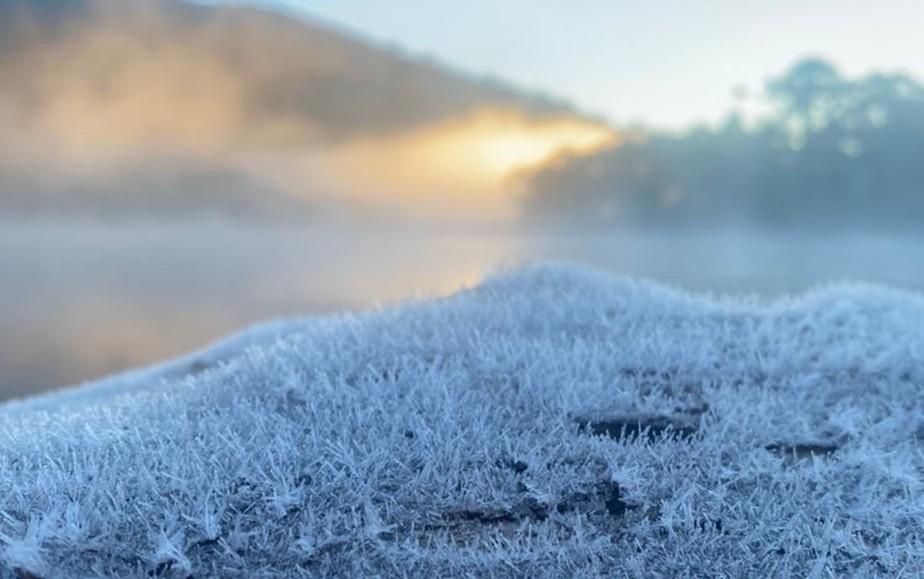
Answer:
[253, 0, 924, 129]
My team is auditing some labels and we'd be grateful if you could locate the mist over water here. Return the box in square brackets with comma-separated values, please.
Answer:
[4, 217, 923, 400]
[4, 1, 924, 402]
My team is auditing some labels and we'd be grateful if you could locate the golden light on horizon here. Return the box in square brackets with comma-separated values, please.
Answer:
[466, 111, 617, 178]
[310, 108, 617, 220]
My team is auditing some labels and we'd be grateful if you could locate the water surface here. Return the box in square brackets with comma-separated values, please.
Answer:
[3, 218, 922, 399]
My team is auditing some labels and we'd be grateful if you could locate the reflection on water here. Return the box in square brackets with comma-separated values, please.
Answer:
[3, 218, 924, 399]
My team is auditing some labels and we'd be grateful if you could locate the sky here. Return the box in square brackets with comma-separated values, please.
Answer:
[259, 0, 924, 130]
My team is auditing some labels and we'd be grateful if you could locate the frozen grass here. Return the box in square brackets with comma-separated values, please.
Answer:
[2, 263, 924, 577]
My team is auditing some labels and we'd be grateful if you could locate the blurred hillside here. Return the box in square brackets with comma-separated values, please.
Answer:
[524, 59, 924, 230]
[0, 0, 611, 220]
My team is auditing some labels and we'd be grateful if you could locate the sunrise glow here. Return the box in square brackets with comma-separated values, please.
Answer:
[312, 108, 617, 220]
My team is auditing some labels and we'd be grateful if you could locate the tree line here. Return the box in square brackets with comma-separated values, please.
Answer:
[524, 59, 924, 229]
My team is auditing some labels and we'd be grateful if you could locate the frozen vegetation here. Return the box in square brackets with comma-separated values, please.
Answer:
[2, 263, 924, 577]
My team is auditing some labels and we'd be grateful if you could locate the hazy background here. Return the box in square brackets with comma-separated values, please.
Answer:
[3, 0, 924, 398]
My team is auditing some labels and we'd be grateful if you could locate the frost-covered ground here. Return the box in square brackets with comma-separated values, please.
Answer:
[2, 263, 924, 577]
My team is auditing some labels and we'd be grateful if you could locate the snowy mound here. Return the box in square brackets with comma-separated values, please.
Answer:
[2, 264, 924, 577]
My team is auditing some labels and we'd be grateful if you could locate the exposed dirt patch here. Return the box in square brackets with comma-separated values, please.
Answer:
[575, 415, 698, 442]
[765, 442, 839, 465]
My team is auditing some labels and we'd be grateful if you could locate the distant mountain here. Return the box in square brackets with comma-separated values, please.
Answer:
[0, 0, 586, 216]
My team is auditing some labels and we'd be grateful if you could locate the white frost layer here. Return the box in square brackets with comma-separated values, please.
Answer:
[1, 263, 924, 577]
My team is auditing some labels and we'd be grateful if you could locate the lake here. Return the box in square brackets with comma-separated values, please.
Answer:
[3, 217, 923, 399]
